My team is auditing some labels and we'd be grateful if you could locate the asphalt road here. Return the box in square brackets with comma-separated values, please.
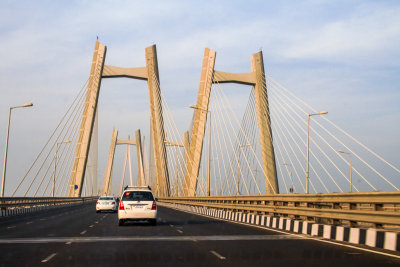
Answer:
[0, 202, 399, 267]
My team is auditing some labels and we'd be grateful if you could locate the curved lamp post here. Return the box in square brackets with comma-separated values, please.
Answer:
[1, 102, 33, 197]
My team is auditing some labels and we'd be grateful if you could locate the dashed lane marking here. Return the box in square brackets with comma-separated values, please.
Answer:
[95, 221, 99, 224]
[210, 250, 226, 260]
[26, 222, 33, 225]
[80, 230, 87, 235]
[89, 225, 94, 228]
[7, 226, 16, 229]
[169, 224, 174, 227]
[176, 229, 183, 234]
[41, 253, 57, 263]
[65, 242, 72, 245]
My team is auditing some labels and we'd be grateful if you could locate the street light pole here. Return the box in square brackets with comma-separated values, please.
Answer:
[53, 140, 71, 198]
[306, 110, 327, 194]
[283, 162, 293, 193]
[1, 102, 33, 197]
[338, 149, 352, 192]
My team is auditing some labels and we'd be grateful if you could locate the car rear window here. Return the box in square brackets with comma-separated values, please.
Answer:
[99, 197, 113, 200]
[122, 191, 154, 201]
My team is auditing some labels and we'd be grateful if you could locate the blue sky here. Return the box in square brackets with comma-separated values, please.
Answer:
[0, 0, 399, 195]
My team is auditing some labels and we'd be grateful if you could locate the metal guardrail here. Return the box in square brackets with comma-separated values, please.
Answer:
[159, 191, 400, 228]
[0, 196, 98, 217]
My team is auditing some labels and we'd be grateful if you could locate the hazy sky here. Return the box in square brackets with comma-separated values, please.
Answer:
[1, 0, 399, 195]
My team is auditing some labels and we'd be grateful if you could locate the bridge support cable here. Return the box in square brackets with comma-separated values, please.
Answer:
[37, 97, 86, 197]
[270, 98, 326, 193]
[215, 87, 261, 195]
[212, 77, 277, 195]
[57, 112, 88, 197]
[33, 89, 86, 197]
[268, 76, 400, 176]
[265, 78, 378, 192]
[267, 81, 358, 193]
[268, 85, 351, 192]
[212, 83, 262, 195]
[266, 84, 339, 193]
[264, 75, 399, 192]
[10, 79, 88, 197]
[212, 72, 277, 195]
[15, 82, 86, 197]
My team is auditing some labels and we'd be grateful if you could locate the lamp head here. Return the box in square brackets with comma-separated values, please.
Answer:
[23, 102, 33, 107]
[318, 110, 328, 115]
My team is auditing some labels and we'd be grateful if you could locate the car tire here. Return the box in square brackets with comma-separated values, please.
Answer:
[118, 219, 124, 226]
[150, 219, 157, 226]
[96, 210, 99, 213]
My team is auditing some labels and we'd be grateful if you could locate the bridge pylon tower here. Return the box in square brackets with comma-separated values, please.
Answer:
[101, 129, 146, 196]
[183, 48, 279, 196]
[68, 41, 169, 197]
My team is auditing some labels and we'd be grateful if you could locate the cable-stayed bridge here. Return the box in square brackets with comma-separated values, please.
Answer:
[1, 41, 399, 265]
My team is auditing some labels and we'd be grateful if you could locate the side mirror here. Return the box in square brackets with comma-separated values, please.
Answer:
[155, 198, 158, 201]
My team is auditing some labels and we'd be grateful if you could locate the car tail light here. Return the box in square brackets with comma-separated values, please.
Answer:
[119, 200, 125, 210]
[151, 200, 157, 210]
[97, 202, 100, 205]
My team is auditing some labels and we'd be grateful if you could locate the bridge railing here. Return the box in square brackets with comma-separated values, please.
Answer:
[0, 197, 98, 217]
[159, 191, 400, 229]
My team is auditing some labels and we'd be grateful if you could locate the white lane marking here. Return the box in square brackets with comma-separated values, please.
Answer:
[95, 221, 99, 224]
[176, 229, 183, 234]
[163, 205, 400, 260]
[65, 241, 72, 245]
[41, 253, 57, 263]
[40, 218, 46, 221]
[26, 221, 33, 225]
[80, 230, 87, 235]
[169, 224, 174, 228]
[89, 225, 94, 228]
[7, 226, 16, 229]
[210, 250, 226, 260]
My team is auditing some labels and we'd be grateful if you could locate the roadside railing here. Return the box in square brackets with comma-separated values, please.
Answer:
[159, 191, 400, 229]
[0, 196, 98, 217]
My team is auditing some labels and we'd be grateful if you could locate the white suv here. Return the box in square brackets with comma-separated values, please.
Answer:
[118, 186, 157, 226]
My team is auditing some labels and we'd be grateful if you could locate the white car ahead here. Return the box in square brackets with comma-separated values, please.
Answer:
[118, 186, 157, 226]
[96, 196, 117, 213]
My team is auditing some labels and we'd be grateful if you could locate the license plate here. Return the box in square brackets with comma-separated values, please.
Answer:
[133, 205, 144, 208]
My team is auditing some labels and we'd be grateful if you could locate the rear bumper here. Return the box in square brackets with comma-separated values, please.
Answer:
[118, 209, 157, 220]
[96, 205, 117, 211]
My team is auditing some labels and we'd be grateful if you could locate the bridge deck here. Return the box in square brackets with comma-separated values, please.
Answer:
[0, 202, 399, 266]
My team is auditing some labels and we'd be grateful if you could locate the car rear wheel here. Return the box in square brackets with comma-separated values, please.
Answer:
[118, 219, 124, 226]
